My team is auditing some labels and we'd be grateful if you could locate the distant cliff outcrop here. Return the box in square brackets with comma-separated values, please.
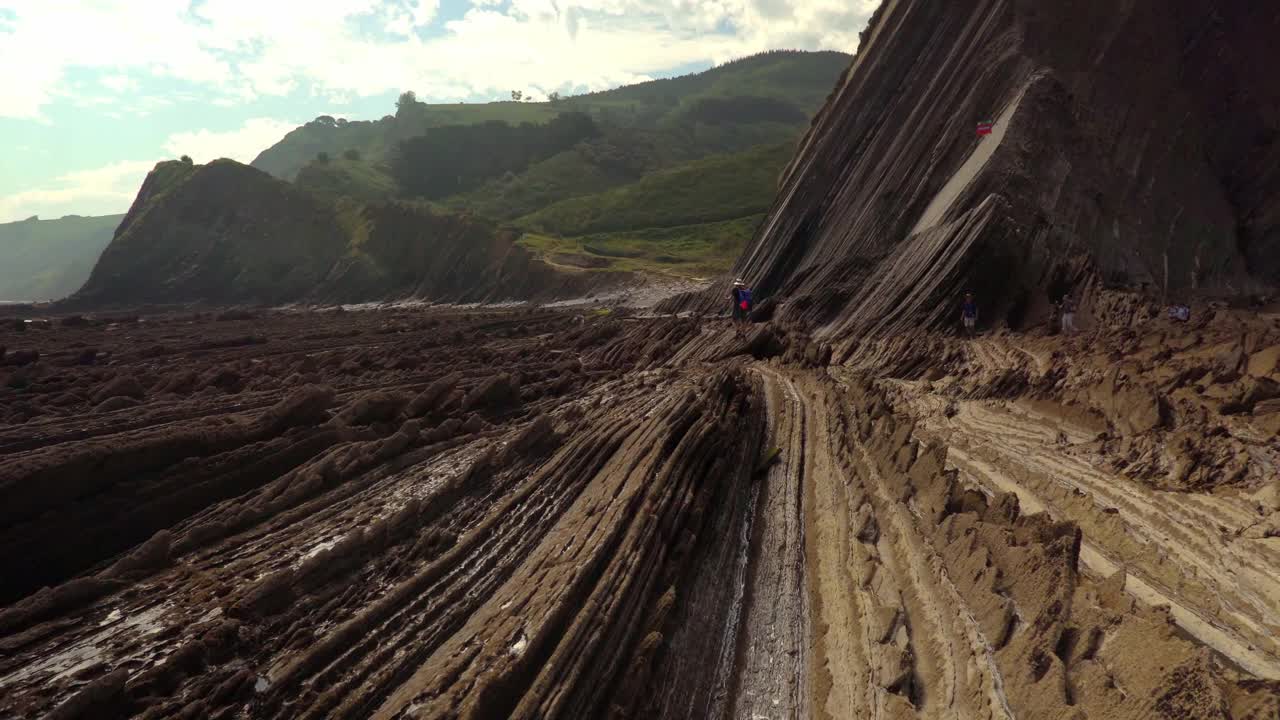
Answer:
[720, 0, 1279, 337]
[75, 160, 349, 306]
[71, 160, 619, 308]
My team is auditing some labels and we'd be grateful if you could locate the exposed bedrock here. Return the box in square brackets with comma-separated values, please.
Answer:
[698, 0, 1279, 337]
[1, 307, 1278, 718]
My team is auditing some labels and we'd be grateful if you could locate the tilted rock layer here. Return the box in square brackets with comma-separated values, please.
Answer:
[731, 0, 1280, 337]
[1, 303, 1277, 718]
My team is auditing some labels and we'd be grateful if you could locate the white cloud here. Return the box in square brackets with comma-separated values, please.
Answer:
[0, 0, 233, 119]
[100, 74, 138, 93]
[0, 159, 155, 222]
[0, 0, 874, 118]
[386, 0, 440, 35]
[163, 117, 301, 164]
[0, 116, 299, 222]
[410, 0, 440, 25]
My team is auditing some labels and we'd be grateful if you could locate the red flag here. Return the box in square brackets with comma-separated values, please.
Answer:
[976, 120, 994, 136]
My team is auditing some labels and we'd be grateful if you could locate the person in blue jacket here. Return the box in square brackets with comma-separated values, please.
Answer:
[731, 279, 753, 326]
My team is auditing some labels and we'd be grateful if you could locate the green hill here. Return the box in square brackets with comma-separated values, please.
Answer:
[65, 50, 853, 304]
[515, 141, 793, 237]
[436, 118, 801, 222]
[560, 50, 849, 127]
[251, 50, 850, 182]
[503, 141, 792, 278]
[437, 144, 635, 221]
[0, 214, 123, 301]
[295, 155, 398, 202]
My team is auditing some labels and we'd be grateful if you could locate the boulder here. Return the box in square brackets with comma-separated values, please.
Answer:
[261, 385, 335, 431]
[1247, 345, 1280, 378]
[91, 375, 145, 404]
[335, 392, 411, 426]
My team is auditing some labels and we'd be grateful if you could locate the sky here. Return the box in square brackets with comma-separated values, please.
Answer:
[0, 0, 877, 223]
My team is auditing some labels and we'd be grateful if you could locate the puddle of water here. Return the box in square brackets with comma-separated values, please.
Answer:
[382, 441, 492, 514]
[0, 643, 102, 688]
[0, 604, 169, 688]
[300, 536, 341, 562]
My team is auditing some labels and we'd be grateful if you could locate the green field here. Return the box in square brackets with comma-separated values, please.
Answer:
[515, 142, 791, 237]
[518, 215, 762, 279]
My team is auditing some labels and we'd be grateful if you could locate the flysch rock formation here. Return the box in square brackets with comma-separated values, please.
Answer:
[716, 0, 1279, 338]
[0, 303, 1277, 719]
[3, 1, 1280, 718]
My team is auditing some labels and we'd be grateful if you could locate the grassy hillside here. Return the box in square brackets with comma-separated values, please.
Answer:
[436, 117, 802, 221]
[502, 140, 792, 281]
[252, 118, 391, 181]
[252, 51, 850, 181]
[516, 141, 792, 236]
[0, 214, 123, 301]
[519, 215, 763, 279]
[63, 53, 854, 306]
[437, 147, 632, 221]
[560, 50, 849, 126]
[295, 157, 398, 202]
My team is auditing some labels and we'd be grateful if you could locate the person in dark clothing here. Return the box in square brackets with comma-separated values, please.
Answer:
[731, 279, 753, 326]
[961, 292, 978, 337]
[1060, 292, 1077, 334]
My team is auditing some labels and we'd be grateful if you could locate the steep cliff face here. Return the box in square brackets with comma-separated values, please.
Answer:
[732, 0, 1280, 337]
